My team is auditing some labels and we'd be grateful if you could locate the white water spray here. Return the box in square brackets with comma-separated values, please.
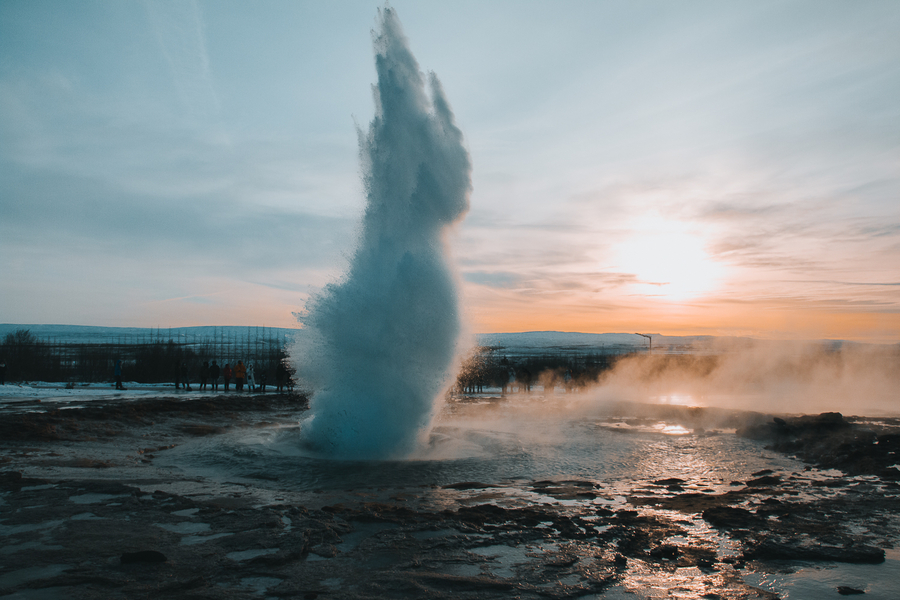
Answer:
[291, 8, 472, 460]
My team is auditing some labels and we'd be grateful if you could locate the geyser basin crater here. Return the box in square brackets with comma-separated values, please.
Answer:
[291, 8, 472, 460]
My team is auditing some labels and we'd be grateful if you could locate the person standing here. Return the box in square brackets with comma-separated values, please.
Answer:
[114, 359, 125, 390]
[180, 362, 192, 391]
[275, 361, 286, 393]
[199, 361, 209, 391]
[234, 360, 246, 392]
[223, 363, 233, 391]
[246, 363, 256, 392]
[209, 360, 221, 392]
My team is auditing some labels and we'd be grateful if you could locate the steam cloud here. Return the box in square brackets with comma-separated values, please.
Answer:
[291, 8, 472, 459]
[589, 340, 900, 418]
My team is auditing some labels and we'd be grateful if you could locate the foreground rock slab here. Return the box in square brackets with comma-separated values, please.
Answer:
[0, 397, 898, 599]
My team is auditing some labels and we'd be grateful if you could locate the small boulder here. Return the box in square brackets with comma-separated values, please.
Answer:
[837, 586, 865, 595]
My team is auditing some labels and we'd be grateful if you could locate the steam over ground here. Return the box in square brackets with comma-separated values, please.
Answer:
[419, 340, 898, 461]
[590, 339, 899, 417]
[291, 8, 471, 459]
[489, 339, 899, 422]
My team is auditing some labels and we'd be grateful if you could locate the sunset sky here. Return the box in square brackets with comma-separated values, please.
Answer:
[2, 1, 898, 342]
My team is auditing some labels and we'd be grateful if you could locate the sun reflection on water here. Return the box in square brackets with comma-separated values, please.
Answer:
[658, 424, 691, 435]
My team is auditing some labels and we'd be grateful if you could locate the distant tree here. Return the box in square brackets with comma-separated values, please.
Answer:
[3, 328, 38, 346]
[1, 329, 53, 382]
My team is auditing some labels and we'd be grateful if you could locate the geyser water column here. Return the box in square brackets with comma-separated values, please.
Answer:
[291, 8, 472, 460]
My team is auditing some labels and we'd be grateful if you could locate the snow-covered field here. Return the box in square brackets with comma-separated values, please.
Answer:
[0, 382, 214, 405]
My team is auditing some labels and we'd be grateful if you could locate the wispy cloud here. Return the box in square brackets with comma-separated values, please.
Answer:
[143, 0, 220, 123]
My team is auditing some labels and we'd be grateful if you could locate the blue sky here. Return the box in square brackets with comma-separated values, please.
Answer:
[1, 1, 898, 341]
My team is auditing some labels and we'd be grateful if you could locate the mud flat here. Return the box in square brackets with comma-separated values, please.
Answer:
[1, 396, 899, 599]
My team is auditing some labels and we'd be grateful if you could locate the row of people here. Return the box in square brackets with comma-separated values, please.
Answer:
[176, 360, 291, 393]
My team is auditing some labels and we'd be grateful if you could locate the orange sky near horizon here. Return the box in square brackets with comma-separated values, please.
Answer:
[460, 284, 900, 344]
[469, 302, 899, 343]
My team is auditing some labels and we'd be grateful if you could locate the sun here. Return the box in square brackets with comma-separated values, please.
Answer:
[612, 215, 722, 300]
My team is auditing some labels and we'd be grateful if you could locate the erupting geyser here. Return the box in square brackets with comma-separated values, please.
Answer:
[291, 8, 472, 460]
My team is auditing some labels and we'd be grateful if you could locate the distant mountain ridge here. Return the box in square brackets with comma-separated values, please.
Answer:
[2, 324, 718, 354]
[2, 324, 868, 355]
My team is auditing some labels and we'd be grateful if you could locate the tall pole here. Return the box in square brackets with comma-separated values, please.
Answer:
[635, 333, 652, 354]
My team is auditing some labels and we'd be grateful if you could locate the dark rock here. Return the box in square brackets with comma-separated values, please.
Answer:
[746, 475, 781, 487]
[178, 424, 227, 436]
[812, 478, 848, 488]
[745, 541, 885, 564]
[735, 413, 900, 480]
[878, 466, 900, 480]
[649, 544, 680, 559]
[837, 586, 866, 595]
[411, 572, 515, 591]
[702, 506, 755, 529]
[811, 412, 847, 427]
[653, 478, 686, 486]
[310, 544, 338, 558]
[121, 550, 167, 564]
[738, 412, 849, 441]
[531, 479, 600, 500]
[0, 470, 41, 491]
[443, 481, 494, 490]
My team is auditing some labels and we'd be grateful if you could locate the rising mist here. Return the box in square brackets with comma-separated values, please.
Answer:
[583, 339, 900, 418]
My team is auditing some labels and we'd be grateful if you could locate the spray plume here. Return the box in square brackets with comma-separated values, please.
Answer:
[291, 8, 471, 460]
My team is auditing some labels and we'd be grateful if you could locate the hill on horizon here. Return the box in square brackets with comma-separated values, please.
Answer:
[0, 324, 874, 355]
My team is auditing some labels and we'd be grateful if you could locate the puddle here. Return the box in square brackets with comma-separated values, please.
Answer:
[604, 559, 735, 599]
[239, 576, 283, 595]
[338, 522, 399, 551]
[67, 493, 128, 505]
[70, 512, 103, 520]
[226, 548, 278, 561]
[442, 562, 483, 577]
[155, 522, 210, 534]
[171, 508, 200, 517]
[410, 528, 458, 540]
[0, 520, 64, 535]
[469, 544, 532, 578]
[743, 552, 900, 600]
[180, 532, 234, 546]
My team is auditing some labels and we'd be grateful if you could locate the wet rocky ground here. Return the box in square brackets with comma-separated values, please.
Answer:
[1, 395, 898, 599]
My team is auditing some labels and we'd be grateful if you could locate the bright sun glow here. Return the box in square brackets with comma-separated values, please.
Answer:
[612, 214, 722, 300]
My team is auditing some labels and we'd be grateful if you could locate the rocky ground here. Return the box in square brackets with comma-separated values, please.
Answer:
[1, 395, 898, 599]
